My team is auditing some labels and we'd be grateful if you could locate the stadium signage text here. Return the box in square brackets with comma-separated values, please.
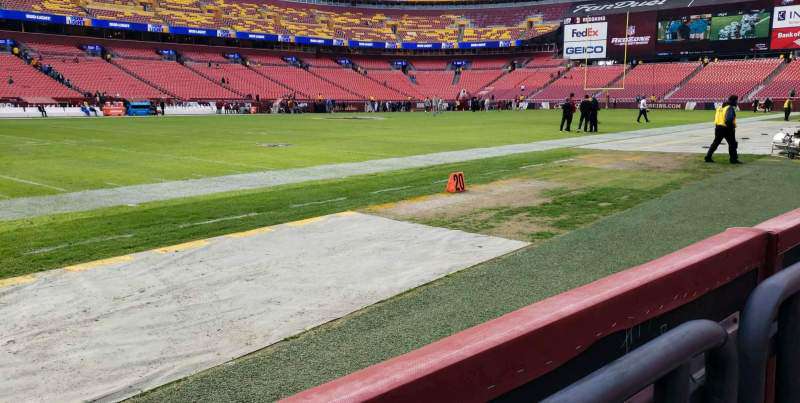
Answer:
[24, 13, 51, 21]
[572, 0, 667, 15]
[771, 27, 800, 49]
[774, 6, 800, 29]
[564, 21, 608, 59]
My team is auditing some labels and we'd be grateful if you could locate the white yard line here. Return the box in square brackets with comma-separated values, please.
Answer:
[25, 234, 135, 255]
[0, 175, 67, 192]
[370, 186, 413, 194]
[290, 197, 347, 208]
[177, 213, 261, 228]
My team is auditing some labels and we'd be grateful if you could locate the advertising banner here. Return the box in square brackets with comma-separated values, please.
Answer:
[772, 26, 800, 49]
[606, 11, 656, 58]
[773, 5, 800, 29]
[563, 21, 608, 59]
[568, 0, 756, 17]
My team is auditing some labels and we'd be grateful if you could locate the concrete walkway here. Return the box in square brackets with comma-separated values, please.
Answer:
[0, 212, 527, 403]
[582, 117, 791, 155]
[0, 114, 782, 222]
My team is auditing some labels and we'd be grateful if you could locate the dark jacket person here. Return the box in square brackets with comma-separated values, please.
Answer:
[705, 95, 741, 164]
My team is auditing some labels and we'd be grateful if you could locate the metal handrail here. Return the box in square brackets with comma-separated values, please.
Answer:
[542, 320, 736, 403]
[738, 261, 800, 403]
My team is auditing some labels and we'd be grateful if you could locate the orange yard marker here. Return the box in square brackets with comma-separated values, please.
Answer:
[445, 172, 466, 193]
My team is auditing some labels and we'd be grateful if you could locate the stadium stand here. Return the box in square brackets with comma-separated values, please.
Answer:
[251, 64, 359, 100]
[456, 69, 502, 94]
[413, 70, 457, 98]
[0, 53, 81, 100]
[48, 57, 166, 99]
[531, 65, 626, 102]
[4, 0, 566, 43]
[605, 62, 701, 102]
[113, 58, 239, 99]
[312, 67, 407, 99]
[365, 70, 425, 99]
[668, 59, 783, 102]
[487, 66, 563, 100]
[186, 61, 290, 99]
[752, 60, 800, 100]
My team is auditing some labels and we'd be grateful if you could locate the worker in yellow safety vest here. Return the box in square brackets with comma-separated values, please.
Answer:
[784, 95, 794, 121]
[705, 95, 741, 164]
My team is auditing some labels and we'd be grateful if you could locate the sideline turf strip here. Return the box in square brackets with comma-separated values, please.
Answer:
[0, 110, 724, 198]
[0, 149, 579, 279]
[130, 159, 800, 402]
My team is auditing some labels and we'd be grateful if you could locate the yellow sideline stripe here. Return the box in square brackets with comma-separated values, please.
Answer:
[65, 255, 134, 273]
[0, 274, 37, 288]
[155, 240, 210, 253]
[286, 216, 327, 227]
[227, 227, 274, 238]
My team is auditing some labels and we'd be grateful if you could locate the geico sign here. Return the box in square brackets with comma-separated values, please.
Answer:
[565, 45, 605, 54]
[564, 43, 607, 59]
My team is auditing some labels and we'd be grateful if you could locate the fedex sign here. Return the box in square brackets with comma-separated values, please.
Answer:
[564, 22, 608, 59]
[565, 22, 608, 42]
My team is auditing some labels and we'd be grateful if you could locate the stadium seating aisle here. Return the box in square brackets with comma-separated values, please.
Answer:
[753, 61, 800, 100]
[668, 59, 783, 102]
[456, 70, 503, 95]
[366, 70, 425, 99]
[0, 53, 81, 99]
[47, 57, 166, 99]
[114, 59, 239, 100]
[187, 62, 289, 99]
[413, 70, 457, 99]
[311, 67, 406, 100]
[605, 62, 700, 102]
[489, 67, 563, 100]
[253, 65, 359, 100]
[532, 65, 625, 101]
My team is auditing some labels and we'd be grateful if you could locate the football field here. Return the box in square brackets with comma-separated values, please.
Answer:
[2, 109, 799, 402]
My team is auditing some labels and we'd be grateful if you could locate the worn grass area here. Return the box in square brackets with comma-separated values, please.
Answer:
[0, 148, 584, 280]
[407, 153, 705, 242]
[0, 109, 727, 198]
[130, 157, 800, 403]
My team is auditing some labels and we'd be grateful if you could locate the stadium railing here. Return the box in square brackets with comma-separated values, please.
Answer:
[284, 207, 800, 403]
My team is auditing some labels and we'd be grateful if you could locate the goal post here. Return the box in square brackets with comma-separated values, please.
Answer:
[582, 11, 629, 92]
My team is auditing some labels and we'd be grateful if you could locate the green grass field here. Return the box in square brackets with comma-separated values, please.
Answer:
[0, 110, 720, 198]
[1, 109, 794, 402]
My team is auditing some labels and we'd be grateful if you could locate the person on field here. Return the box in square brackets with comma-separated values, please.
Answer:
[589, 96, 600, 132]
[637, 96, 650, 123]
[37, 105, 47, 117]
[705, 95, 741, 164]
[785, 90, 795, 121]
[752, 98, 759, 113]
[560, 93, 575, 132]
[578, 95, 591, 132]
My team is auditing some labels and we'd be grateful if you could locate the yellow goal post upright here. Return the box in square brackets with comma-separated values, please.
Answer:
[582, 11, 630, 94]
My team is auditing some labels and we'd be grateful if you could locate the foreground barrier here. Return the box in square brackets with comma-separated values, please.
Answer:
[739, 261, 800, 403]
[285, 208, 800, 403]
[542, 320, 735, 403]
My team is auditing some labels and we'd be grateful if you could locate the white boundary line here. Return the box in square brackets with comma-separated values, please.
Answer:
[178, 213, 260, 228]
[0, 174, 67, 192]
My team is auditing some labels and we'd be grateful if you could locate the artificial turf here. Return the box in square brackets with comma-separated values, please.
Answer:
[130, 157, 800, 402]
[0, 109, 723, 198]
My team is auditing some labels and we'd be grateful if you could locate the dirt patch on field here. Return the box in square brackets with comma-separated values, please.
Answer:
[574, 151, 690, 171]
[367, 179, 557, 221]
[366, 179, 562, 241]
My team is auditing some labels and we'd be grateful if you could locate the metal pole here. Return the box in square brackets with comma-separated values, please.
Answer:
[738, 262, 800, 403]
[542, 320, 733, 403]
